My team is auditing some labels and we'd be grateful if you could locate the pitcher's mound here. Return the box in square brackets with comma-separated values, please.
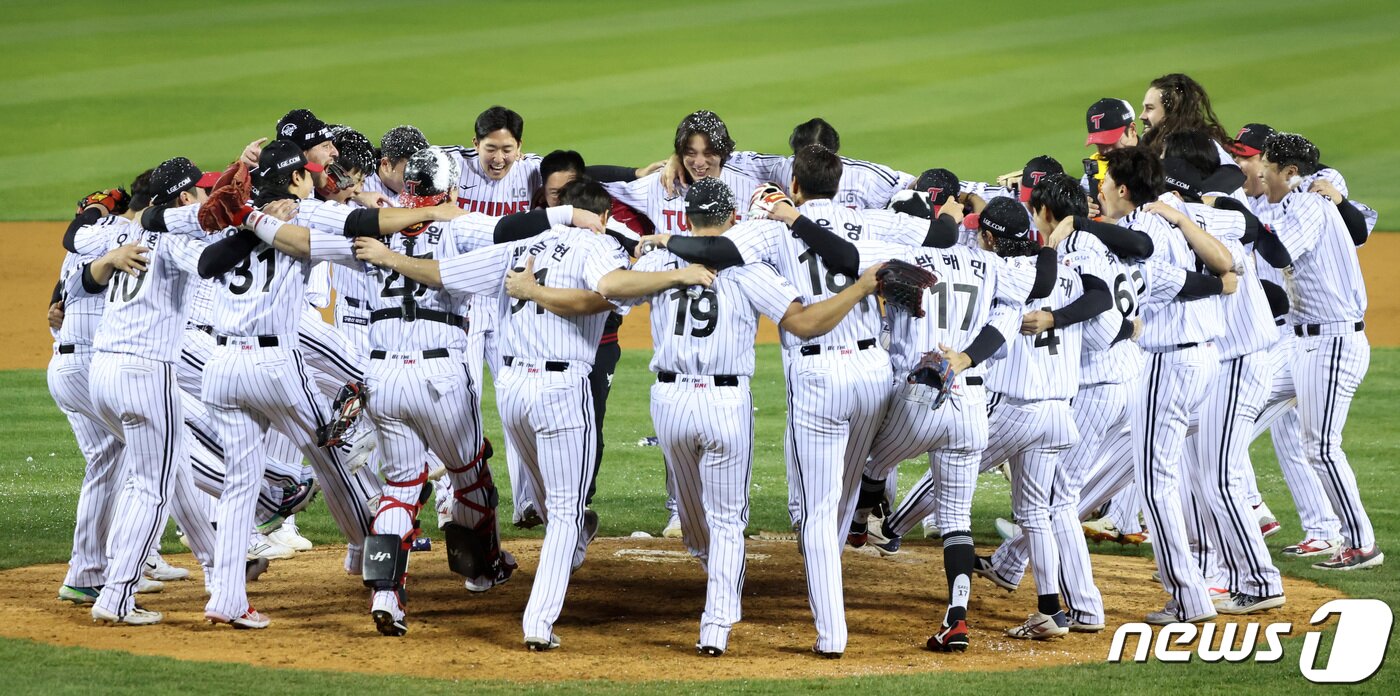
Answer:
[0, 537, 1343, 682]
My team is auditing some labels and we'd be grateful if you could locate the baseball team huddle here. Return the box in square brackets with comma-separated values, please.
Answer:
[46, 71, 1381, 658]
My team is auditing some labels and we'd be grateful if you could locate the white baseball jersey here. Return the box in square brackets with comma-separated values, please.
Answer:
[725, 199, 926, 350]
[441, 226, 629, 364]
[619, 250, 798, 376]
[985, 263, 1084, 401]
[1303, 167, 1380, 237]
[361, 173, 397, 201]
[725, 151, 915, 209]
[601, 167, 762, 235]
[1178, 200, 1275, 359]
[307, 262, 332, 308]
[57, 224, 114, 345]
[1124, 206, 1223, 350]
[73, 216, 209, 362]
[1261, 192, 1367, 325]
[1059, 230, 1140, 385]
[444, 146, 541, 217]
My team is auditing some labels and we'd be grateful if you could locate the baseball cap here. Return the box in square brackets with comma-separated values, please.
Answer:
[151, 157, 213, 205]
[254, 139, 324, 181]
[276, 108, 334, 151]
[1018, 156, 1064, 203]
[979, 197, 1032, 240]
[1085, 98, 1136, 146]
[1161, 157, 1204, 199]
[685, 177, 736, 218]
[1230, 123, 1274, 158]
[196, 171, 222, 188]
[914, 168, 960, 207]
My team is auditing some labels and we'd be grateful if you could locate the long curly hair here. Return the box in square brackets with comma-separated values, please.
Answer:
[1141, 73, 1232, 156]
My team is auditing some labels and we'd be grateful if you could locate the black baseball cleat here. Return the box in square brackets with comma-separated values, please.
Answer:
[811, 644, 843, 659]
[972, 555, 1017, 592]
[373, 609, 407, 637]
[696, 644, 724, 657]
[514, 505, 544, 529]
[847, 518, 869, 549]
[927, 620, 970, 652]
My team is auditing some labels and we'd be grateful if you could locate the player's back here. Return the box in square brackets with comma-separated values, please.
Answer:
[883, 244, 1000, 378]
[88, 217, 206, 362]
[1125, 206, 1222, 349]
[1262, 191, 1367, 324]
[987, 262, 1083, 401]
[363, 222, 475, 354]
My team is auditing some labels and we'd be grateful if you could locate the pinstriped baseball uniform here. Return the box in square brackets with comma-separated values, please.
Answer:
[602, 168, 762, 235]
[71, 216, 210, 619]
[1258, 190, 1375, 553]
[1304, 168, 1379, 236]
[722, 200, 924, 654]
[1130, 204, 1227, 621]
[616, 249, 799, 652]
[440, 225, 628, 643]
[725, 151, 915, 209]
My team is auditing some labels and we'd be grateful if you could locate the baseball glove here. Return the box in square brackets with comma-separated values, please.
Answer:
[76, 188, 130, 216]
[875, 259, 937, 318]
[197, 161, 253, 232]
[747, 183, 792, 220]
[908, 350, 956, 410]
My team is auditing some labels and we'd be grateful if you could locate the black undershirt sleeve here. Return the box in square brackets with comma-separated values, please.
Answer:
[583, 165, 638, 183]
[1027, 247, 1058, 300]
[80, 263, 106, 294]
[606, 230, 639, 256]
[343, 208, 381, 237]
[1112, 316, 1135, 344]
[62, 208, 103, 253]
[1260, 279, 1290, 318]
[493, 209, 553, 243]
[1211, 196, 1261, 246]
[963, 325, 1006, 368]
[1336, 198, 1369, 246]
[666, 235, 745, 270]
[1073, 216, 1154, 259]
[198, 230, 260, 279]
[141, 206, 170, 233]
[788, 215, 860, 277]
[1254, 225, 1293, 268]
[1049, 274, 1112, 328]
[1176, 271, 1224, 300]
[1201, 164, 1246, 195]
[50, 280, 63, 304]
[922, 214, 960, 249]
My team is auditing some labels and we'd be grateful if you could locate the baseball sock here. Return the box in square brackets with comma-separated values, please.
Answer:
[854, 474, 887, 520]
[1038, 593, 1062, 616]
[943, 531, 974, 624]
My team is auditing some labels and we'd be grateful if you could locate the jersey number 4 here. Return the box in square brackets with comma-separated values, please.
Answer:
[1033, 304, 1061, 355]
[671, 288, 718, 338]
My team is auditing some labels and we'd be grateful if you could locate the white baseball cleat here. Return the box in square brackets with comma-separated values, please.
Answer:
[247, 534, 296, 561]
[206, 606, 271, 629]
[525, 634, 561, 651]
[1214, 592, 1286, 615]
[1005, 611, 1069, 640]
[92, 605, 162, 626]
[268, 519, 313, 552]
[662, 512, 682, 539]
[136, 577, 164, 594]
[342, 428, 377, 473]
[921, 516, 942, 539]
[1281, 537, 1340, 558]
[994, 517, 1020, 541]
[144, 552, 190, 581]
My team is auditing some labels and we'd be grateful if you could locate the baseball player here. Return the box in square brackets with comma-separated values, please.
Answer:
[1139, 74, 1244, 193]
[602, 110, 762, 236]
[1255, 133, 1382, 570]
[1081, 98, 1140, 209]
[351, 178, 709, 650]
[621, 178, 883, 657]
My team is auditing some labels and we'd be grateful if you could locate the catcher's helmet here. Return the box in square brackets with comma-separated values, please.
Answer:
[399, 146, 461, 208]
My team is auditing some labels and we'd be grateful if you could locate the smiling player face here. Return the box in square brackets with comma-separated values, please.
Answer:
[1141, 87, 1166, 133]
[474, 129, 520, 180]
[681, 133, 722, 181]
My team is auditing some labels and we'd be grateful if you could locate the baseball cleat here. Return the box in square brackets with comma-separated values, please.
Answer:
[373, 610, 408, 637]
[525, 635, 561, 651]
[466, 550, 518, 592]
[1082, 517, 1122, 543]
[662, 512, 683, 539]
[206, 606, 271, 629]
[866, 519, 902, 555]
[257, 480, 320, 534]
[1208, 585, 1230, 600]
[247, 535, 296, 561]
[514, 504, 543, 530]
[1281, 537, 1340, 558]
[921, 516, 942, 539]
[1312, 545, 1384, 571]
[847, 517, 869, 549]
[1254, 502, 1280, 538]
[972, 555, 1017, 592]
[927, 620, 969, 652]
[1068, 616, 1105, 633]
[994, 518, 1020, 541]
[696, 644, 724, 657]
[1214, 592, 1286, 615]
[811, 644, 843, 659]
[269, 519, 314, 552]
[410, 537, 432, 552]
[58, 585, 100, 605]
[340, 429, 377, 473]
[136, 577, 164, 594]
[144, 552, 190, 581]
[1006, 611, 1069, 640]
[92, 605, 162, 626]
[1120, 528, 1150, 545]
[246, 557, 270, 582]
[1145, 600, 1216, 626]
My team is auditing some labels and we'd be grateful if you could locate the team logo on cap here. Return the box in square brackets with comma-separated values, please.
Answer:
[1237, 126, 1250, 140]
[926, 187, 943, 202]
[277, 157, 302, 169]
[1027, 170, 1047, 186]
[983, 218, 1007, 233]
[168, 176, 192, 194]
[1091, 114, 1105, 129]
[280, 123, 296, 137]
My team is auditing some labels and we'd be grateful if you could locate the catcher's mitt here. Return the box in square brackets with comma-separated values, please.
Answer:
[197, 161, 252, 231]
[875, 259, 937, 318]
[77, 188, 130, 216]
[908, 350, 956, 410]
[317, 381, 367, 448]
[747, 183, 792, 220]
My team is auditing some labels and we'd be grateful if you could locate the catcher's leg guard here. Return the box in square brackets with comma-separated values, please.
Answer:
[443, 441, 510, 580]
[443, 521, 491, 579]
[362, 534, 409, 592]
[317, 381, 367, 448]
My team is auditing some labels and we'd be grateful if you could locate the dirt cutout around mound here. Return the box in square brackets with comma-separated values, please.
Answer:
[0, 537, 1346, 682]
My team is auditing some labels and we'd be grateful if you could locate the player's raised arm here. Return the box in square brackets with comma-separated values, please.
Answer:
[507, 255, 619, 316]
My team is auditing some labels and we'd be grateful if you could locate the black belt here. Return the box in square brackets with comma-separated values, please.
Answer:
[1295, 321, 1364, 337]
[966, 376, 983, 386]
[57, 344, 78, 354]
[658, 371, 739, 387]
[800, 338, 877, 357]
[195, 324, 213, 335]
[343, 297, 365, 309]
[217, 335, 279, 347]
[503, 356, 567, 372]
[370, 306, 465, 327]
[1176, 342, 1199, 350]
[370, 348, 450, 360]
[1275, 317, 1287, 327]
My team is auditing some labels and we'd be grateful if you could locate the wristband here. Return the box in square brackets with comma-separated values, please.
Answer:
[546, 205, 575, 227]
[246, 210, 285, 245]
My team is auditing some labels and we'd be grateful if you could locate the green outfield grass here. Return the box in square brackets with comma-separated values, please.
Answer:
[2, 347, 1397, 693]
[1, 0, 1398, 222]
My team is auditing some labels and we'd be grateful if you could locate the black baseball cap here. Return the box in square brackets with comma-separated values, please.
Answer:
[1230, 123, 1274, 158]
[1018, 155, 1064, 203]
[1085, 98, 1136, 146]
[151, 157, 214, 205]
[1161, 157, 1204, 199]
[276, 108, 333, 151]
[979, 197, 1032, 240]
[914, 168, 960, 207]
[685, 177, 736, 218]
[254, 139, 324, 181]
